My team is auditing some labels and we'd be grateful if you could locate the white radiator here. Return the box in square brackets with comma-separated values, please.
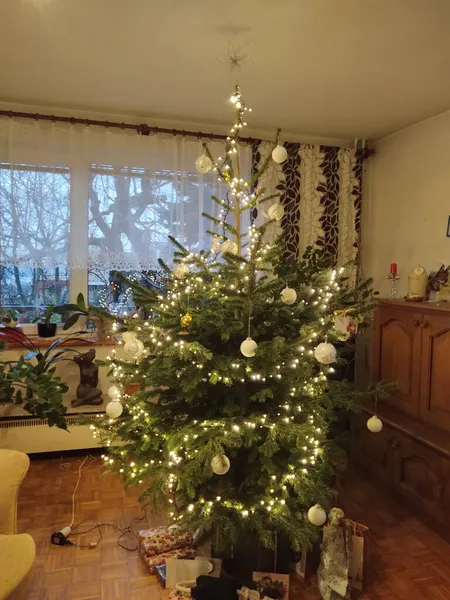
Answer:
[0, 417, 101, 453]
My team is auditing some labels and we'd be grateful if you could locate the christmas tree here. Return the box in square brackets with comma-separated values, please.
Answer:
[91, 86, 376, 552]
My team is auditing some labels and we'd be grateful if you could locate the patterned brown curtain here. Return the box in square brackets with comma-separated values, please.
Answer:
[253, 141, 364, 266]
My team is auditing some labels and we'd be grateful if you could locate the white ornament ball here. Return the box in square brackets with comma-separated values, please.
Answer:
[211, 455, 230, 475]
[267, 203, 285, 221]
[173, 263, 189, 279]
[107, 385, 121, 399]
[195, 154, 213, 174]
[307, 504, 327, 527]
[105, 400, 123, 419]
[314, 342, 337, 365]
[367, 415, 383, 433]
[221, 239, 238, 255]
[122, 331, 137, 342]
[280, 287, 297, 305]
[271, 144, 288, 164]
[240, 337, 258, 357]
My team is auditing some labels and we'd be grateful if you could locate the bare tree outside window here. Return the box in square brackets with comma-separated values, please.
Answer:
[0, 164, 70, 321]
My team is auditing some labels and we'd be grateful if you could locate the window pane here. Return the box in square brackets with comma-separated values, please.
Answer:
[88, 166, 224, 308]
[0, 164, 70, 320]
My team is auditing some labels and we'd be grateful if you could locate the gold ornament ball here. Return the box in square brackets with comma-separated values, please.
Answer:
[280, 286, 297, 305]
[268, 203, 285, 221]
[195, 154, 213, 174]
[180, 313, 192, 328]
[211, 455, 231, 475]
[272, 144, 288, 164]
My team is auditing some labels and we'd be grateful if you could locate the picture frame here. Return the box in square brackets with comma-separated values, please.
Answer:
[252, 572, 289, 600]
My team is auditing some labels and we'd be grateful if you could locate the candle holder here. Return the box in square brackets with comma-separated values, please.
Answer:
[386, 272, 400, 298]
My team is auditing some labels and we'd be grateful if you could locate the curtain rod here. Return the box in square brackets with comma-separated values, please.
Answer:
[0, 109, 261, 145]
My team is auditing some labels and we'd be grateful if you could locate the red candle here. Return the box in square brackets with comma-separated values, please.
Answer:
[390, 262, 397, 276]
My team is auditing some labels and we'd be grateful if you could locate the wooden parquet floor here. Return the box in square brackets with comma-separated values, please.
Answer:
[16, 455, 450, 600]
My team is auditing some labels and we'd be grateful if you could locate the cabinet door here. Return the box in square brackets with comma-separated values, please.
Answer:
[419, 314, 450, 430]
[373, 307, 422, 417]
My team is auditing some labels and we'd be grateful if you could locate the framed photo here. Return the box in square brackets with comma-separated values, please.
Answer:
[252, 572, 289, 600]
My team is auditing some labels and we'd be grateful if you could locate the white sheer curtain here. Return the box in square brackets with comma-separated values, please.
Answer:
[0, 117, 251, 311]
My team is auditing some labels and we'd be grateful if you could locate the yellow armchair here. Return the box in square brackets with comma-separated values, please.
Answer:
[0, 450, 36, 600]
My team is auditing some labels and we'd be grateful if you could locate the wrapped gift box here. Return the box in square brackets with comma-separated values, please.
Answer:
[138, 526, 193, 557]
[141, 547, 197, 574]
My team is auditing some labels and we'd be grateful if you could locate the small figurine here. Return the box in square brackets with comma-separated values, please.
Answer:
[71, 348, 103, 407]
[426, 264, 450, 301]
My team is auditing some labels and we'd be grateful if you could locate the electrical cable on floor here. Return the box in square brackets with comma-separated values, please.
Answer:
[51, 454, 149, 551]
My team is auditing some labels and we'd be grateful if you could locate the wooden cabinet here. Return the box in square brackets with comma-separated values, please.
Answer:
[374, 305, 422, 417]
[351, 299, 450, 530]
[373, 300, 450, 430]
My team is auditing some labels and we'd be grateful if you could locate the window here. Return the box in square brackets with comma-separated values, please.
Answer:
[0, 163, 70, 322]
[0, 120, 251, 318]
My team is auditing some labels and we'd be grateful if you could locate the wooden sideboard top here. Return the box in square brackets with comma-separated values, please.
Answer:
[377, 298, 450, 314]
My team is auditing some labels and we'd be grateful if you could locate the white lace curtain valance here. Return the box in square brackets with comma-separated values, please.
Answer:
[0, 117, 251, 272]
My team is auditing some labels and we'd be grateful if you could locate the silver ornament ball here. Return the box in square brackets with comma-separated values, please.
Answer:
[195, 154, 213, 174]
[240, 337, 257, 357]
[307, 504, 327, 526]
[314, 342, 337, 365]
[211, 455, 230, 475]
[271, 144, 288, 164]
[173, 263, 189, 279]
[367, 415, 383, 433]
[221, 239, 238, 255]
[107, 385, 121, 399]
[280, 287, 297, 305]
[105, 400, 123, 419]
[267, 203, 284, 221]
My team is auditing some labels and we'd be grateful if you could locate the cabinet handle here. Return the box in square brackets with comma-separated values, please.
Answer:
[420, 322, 428, 328]
[412, 320, 420, 327]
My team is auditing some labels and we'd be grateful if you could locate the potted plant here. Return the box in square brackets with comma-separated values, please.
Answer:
[0, 327, 86, 428]
[0, 308, 18, 327]
[55, 293, 110, 339]
[35, 304, 58, 337]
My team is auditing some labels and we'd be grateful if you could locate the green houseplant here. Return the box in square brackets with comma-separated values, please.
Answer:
[55, 293, 110, 339]
[0, 327, 87, 428]
[35, 304, 58, 337]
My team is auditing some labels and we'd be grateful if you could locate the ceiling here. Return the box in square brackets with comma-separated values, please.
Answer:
[1, 0, 450, 142]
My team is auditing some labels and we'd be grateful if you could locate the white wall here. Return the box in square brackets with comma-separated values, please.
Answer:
[362, 109, 450, 297]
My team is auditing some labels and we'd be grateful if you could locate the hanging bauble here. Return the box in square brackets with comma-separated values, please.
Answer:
[367, 415, 383, 433]
[240, 337, 257, 357]
[124, 338, 144, 359]
[211, 455, 230, 475]
[280, 286, 297, 305]
[314, 342, 337, 365]
[173, 263, 189, 279]
[105, 400, 123, 419]
[221, 239, 238, 255]
[271, 144, 288, 164]
[180, 312, 192, 328]
[267, 203, 284, 221]
[307, 504, 327, 527]
[195, 154, 213, 174]
[107, 385, 121, 399]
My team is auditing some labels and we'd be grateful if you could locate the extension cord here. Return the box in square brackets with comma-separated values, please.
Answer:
[51, 526, 72, 546]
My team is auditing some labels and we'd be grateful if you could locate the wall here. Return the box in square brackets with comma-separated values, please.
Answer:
[362, 109, 450, 298]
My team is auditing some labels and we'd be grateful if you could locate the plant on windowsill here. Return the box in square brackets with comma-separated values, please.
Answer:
[0, 327, 87, 429]
[34, 304, 59, 338]
[55, 293, 111, 340]
[0, 308, 19, 328]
